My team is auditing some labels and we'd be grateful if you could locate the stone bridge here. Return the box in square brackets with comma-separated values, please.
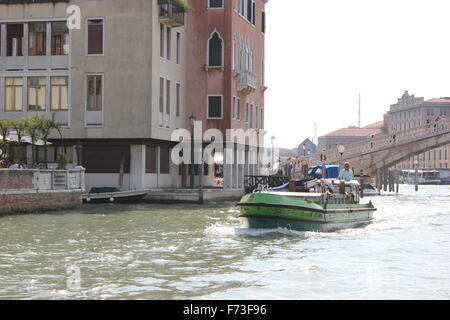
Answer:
[283, 118, 450, 180]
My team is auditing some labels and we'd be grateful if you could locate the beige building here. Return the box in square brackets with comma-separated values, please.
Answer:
[0, 0, 188, 190]
[318, 122, 385, 152]
[386, 91, 449, 170]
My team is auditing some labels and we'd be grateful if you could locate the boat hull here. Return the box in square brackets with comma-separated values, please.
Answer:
[82, 190, 149, 204]
[241, 215, 372, 232]
[237, 192, 376, 232]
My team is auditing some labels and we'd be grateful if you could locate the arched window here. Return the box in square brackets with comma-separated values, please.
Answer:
[208, 31, 223, 67]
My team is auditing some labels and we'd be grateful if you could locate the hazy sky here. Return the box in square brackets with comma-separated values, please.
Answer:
[265, 0, 450, 149]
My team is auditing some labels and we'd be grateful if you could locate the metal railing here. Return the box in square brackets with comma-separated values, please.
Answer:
[158, 0, 185, 27]
[244, 175, 290, 193]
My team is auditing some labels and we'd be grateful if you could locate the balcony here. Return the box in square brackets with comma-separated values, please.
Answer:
[158, 0, 186, 27]
[237, 71, 257, 94]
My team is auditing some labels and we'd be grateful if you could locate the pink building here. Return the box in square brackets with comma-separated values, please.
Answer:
[185, 0, 268, 188]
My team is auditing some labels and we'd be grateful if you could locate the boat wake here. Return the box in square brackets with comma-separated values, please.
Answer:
[204, 222, 307, 239]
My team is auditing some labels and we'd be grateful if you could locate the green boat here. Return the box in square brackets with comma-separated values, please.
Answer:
[237, 179, 376, 232]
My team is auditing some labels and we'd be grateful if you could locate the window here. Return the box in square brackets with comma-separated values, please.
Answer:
[250, 103, 253, 127]
[160, 24, 164, 58]
[232, 97, 236, 119]
[5, 78, 23, 111]
[261, 11, 266, 34]
[159, 77, 164, 127]
[28, 77, 46, 111]
[86, 75, 102, 111]
[7, 24, 23, 56]
[236, 98, 240, 120]
[51, 22, 69, 55]
[176, 32, 181, 64]
[252, 1, 256, 25]
[260, 107, 264, 128]
[176, 83, 180, 117]
[247, 0, 252, 21]
[29, 23, 46, 56]
[207, 95, 223, 119]
[209, 0, 223, 8]
[51, 77, 69, 111]
[166, 27, 171, 60]
[208, 31, 223, 67]
[166, 79, 171, 127]
[245, 102, 249, 123]
[87, 19, 104, 55]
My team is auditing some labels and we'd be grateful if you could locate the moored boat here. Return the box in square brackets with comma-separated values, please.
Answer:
[237, 179, 376, 232]
[83, 187, 150, 203]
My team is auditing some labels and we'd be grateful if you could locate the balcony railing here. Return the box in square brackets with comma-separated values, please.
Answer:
[158, 0, 185, 27]
[237, 71, 257, 94]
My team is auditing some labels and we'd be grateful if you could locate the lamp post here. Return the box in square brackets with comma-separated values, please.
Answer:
[414, 159, 419, 192]
[271, 135, 276, 175]
[189, 114, 196, 189]
[338, 145, 345, 171]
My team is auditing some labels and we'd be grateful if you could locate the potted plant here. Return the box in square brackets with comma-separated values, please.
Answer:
[56, 153, 68, 170]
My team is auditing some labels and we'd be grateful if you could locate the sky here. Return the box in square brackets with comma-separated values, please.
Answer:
[264, 0, 450, 149]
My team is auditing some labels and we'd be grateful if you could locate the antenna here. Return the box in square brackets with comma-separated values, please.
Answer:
[358, 92, 361, 128]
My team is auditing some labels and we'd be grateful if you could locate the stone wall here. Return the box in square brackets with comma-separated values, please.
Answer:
[0, 191, 83, 215]
[0, 169, 85, 215]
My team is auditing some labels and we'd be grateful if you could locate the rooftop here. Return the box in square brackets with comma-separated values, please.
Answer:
[321, 127, 382, 138]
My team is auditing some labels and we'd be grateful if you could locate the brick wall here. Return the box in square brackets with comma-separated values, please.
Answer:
[0, 191, 82, 215]
[0, 170, 34, 190]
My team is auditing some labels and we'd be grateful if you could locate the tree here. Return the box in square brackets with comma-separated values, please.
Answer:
[12, 118, 27, 145]
[0, 118, 13, 163]
[24, 115, 44, 168]
[39, 113, 63, 169]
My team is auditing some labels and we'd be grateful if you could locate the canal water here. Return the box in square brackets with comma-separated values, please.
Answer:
[0, 185, 449, 300]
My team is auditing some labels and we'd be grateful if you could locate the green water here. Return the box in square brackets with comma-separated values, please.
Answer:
[0, 185, 449, 299]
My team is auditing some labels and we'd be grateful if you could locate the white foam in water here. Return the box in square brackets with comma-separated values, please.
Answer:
[204, 222, 307, 238]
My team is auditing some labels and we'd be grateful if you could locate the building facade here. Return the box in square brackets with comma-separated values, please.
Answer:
[297, 138, 317, 157]
[0, 0, 268, 190]
[185, 0, 267, 189]
[385, 91, 449, 170]
[318, 122, 385, 152]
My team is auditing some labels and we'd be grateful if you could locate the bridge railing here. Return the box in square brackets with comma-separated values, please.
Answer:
[283, 118, 450, 175]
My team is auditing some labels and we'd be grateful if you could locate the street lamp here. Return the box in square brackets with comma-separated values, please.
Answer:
[189, 114, 196, 189]
[338, 145, 345, 159]
[271, 135, 276, 174]
[338, 145, 345, 171]
[303, 143, 306, 157]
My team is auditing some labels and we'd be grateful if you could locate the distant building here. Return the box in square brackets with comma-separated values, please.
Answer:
[298, 138, 317, 156]
[385, 91, 449, 170]
[318, 122, 384, 151]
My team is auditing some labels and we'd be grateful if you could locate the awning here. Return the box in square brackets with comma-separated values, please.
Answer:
[0, 132, 51, 146]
